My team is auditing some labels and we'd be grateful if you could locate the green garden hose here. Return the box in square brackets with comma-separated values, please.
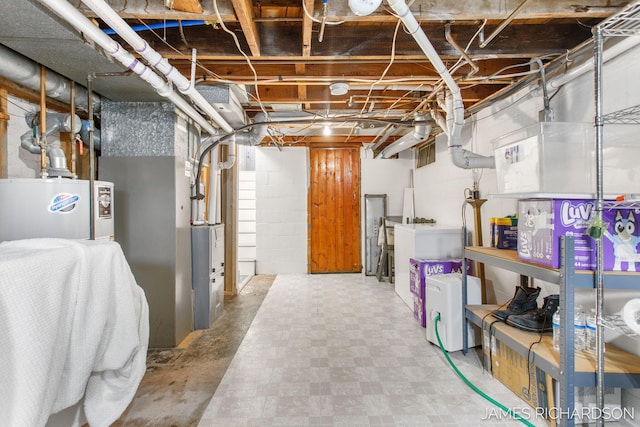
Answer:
[434, 314, 536, 427]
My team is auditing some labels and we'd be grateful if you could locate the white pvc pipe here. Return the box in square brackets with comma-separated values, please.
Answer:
[37, 0, 218, 136]
[80, 0, 234, 134]
[386, 0, 493, 169]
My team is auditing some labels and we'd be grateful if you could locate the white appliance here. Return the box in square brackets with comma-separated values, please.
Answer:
[394, 224, 463, 308]
[0, 178, 114, 241]
[425, 273, 481, 352]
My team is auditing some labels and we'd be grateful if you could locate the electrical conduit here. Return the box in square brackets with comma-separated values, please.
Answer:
[434, 315, 535, 427]
[37, 0, 219, 137]
[80, 0, 234, 134]
[386, 0, 494, 169]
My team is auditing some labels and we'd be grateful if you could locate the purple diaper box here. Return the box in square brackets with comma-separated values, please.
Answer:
[518, 198, 640, 271]
[409, 258, 466, 327]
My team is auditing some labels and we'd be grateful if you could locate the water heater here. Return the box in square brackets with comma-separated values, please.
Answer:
[0, 178, 114, 242]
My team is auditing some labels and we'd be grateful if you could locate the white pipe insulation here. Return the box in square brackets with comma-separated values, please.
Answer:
[79, 0, 234, 134]
[385, 0, 494, 169]
[37, 0, 219, 137]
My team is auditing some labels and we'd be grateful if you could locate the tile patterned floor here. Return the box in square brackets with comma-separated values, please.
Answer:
[198, 274, 549, 427]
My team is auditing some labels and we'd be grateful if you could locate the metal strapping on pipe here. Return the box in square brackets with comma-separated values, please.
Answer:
[80, 0, 234, 133]
[37, 0, 219, 136]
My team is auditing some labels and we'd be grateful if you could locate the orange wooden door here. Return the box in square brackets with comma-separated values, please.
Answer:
[309, 147, 361, 273]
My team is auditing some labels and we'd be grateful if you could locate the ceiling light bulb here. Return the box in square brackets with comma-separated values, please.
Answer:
[330, 82, 349, 96]
[323, 125, 332, 136]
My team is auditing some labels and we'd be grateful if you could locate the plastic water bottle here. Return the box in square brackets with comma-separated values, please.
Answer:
[552, 309, 561, 352]
[574, 309, 586, 352]
[586, 309, 597, 354]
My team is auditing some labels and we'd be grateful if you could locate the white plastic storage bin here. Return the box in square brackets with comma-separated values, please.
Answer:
[493, 122, 593, 195]
[425, 273, 481, 352]
[394, 224, 463, 309]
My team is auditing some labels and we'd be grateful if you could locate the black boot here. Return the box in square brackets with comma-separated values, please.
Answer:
[505, 294, 560, 333]
[492, 285, 541, 321]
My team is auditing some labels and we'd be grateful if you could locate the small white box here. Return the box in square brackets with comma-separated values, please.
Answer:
[425, 273, 481, 352]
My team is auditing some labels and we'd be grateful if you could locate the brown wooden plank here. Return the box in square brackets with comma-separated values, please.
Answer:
[310, 147, 361, 273]
[0, 89, 8, 178]
[231, 0, 261, 56]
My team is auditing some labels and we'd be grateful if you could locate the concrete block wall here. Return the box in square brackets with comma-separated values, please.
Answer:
[255, 147, 308, 274]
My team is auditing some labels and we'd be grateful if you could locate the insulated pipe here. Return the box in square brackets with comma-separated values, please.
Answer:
[80, 0, 234, 133]
[38, 0, 219, 136]
[386, 0, 494, 169]
[0, 44, 100, 113]
[547, 36, 640, 90]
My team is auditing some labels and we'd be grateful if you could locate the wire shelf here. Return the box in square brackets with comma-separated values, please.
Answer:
[603, 104, 640, 124]
[598, 1, 640, 37]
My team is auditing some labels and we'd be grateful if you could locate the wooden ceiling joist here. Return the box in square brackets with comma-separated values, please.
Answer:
[230, 0, 261, 56]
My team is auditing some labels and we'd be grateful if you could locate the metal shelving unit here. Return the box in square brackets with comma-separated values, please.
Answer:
[462, 236, 640, 427]
[594, 2, 640, 424]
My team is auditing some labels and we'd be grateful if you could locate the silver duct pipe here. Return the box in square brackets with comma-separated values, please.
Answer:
[37, 0, 219, 136]
[80, 0, 234, 134]
[218, 134, 236, 170]
[20, 111, 83, 177]
[386, 0, 494, 169]
[377, 114, 430, 159]
[235, 111, 319, 146]
[0, 44, 100, 113]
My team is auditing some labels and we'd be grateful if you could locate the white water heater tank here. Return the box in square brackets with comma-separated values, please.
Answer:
[0, 178, 114, 242]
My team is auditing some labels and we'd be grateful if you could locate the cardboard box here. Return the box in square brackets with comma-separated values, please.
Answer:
[408, 259, 465, 327]
[482, 331, 555, 425]
[517, 199, 640, 271]
[482, 328, 625, 425]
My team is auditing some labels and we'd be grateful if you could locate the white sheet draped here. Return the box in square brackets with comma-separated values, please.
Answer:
[0, 238, 149, 427]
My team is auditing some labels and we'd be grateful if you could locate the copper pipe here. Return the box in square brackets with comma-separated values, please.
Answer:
[479, 0, 533, 48]
[39, 65, 48, 178]
[70, 81, 77, 178]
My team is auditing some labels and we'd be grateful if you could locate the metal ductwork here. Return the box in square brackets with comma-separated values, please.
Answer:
[0, 44, 100, 113]
[376, 114, 430, 159]
[79, 0, 234, 134]
[386, 0, 495, 169]
[235, 111, 319, 146]
[20, 112, 81, 178]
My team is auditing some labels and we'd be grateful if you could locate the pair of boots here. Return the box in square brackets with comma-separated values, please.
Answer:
[492, 285, 559, 333]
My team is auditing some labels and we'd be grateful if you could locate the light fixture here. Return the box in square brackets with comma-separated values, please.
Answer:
[323, 125, 332, 136]
[348, 0, 382, 16]
[329, 82, 349, 96]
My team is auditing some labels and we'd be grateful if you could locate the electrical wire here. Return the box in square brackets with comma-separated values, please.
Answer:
[434, 314, 536, 427]
[211, 0, 269, 117]
[360, 19, 402, 115]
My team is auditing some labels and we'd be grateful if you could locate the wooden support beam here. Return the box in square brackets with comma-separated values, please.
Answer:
[230, 0, 261, 56]
[302, 0, 314, 57]
[0, 89, 8, 178]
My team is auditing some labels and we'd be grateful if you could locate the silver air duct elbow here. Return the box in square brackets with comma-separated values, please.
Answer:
[376, 114, 431, 159]
[450, 146, 495, 169]
[218, 134, 236, 170]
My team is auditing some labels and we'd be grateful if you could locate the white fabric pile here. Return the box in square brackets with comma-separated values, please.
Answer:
[0, 238, 149, 427]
